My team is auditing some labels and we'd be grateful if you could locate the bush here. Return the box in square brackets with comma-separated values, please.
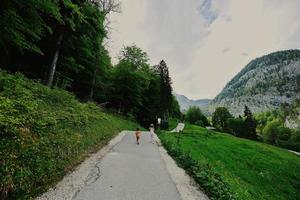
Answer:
[281, 129, 300, 152]
[262, 121, 281, 144]
[262, 121, 296, 150]
[186, 106, 209, 127]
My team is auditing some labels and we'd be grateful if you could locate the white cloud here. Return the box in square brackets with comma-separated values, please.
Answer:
[108, 0, 300, 99]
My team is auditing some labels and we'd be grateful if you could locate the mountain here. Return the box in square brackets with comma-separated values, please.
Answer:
[175, 93, 211, 112]
[210, 49, 300, 116]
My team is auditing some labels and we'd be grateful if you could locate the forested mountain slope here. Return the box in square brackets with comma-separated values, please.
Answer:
[210, 50, 300, 115]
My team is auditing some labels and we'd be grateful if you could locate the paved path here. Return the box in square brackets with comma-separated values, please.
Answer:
[171, 123, 185, 133]
[288, 149, 300, 156]
[73, 132, 182, 200]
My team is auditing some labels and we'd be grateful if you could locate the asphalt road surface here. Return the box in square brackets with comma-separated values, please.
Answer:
[73, 131, 182, 200]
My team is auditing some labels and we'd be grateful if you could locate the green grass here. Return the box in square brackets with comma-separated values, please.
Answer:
[0, 70, 142, 199]
[159, 124, 300, 200]
[168, 118, 180, 131]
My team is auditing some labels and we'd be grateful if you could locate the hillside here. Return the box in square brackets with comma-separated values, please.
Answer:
[159, 124, 300, 200]
[0, 70, 141, 199]
[210, 50, 300, 116]
[175, 93, 211, 112]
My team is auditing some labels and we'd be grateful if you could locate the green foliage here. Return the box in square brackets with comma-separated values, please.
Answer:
[161, 139, 235, 200]
[228, 117, 245, 137]
[155, 60, 173, 119]
[186, 106, 209, 127]
[119, 44, 150, 70]
[243, 106, 257, 139]
[170, 96, 181, 118]
[0, 70, 142, 199]
[0, 0, 62, 54]
[109, 46, 175, 127]
[159, 124, 300, 200]
[212, 107, 233, 132]
[0, 0, 175, 130]
[167, 118, 180, 131]
[256, 107, 300, 151]
[262, 121, 282, 144]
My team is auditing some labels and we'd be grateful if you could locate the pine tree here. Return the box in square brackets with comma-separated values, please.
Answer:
[155, 60, 173, 120]
[244, 105, 257, 139]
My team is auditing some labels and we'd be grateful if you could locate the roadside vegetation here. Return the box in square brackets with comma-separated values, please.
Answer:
[0, 70, 143, 199]
[159, 124, 300, 200]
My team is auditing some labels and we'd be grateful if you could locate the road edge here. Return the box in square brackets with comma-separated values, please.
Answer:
[36, 131, 127, 200]
[155, 134, 209, 200]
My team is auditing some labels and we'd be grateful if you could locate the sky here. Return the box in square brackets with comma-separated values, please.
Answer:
[107, 0, 300, 99]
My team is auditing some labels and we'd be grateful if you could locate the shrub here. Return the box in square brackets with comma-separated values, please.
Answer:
[281, 129, 300, 152]
[186, 106, 210, 127]
[262, 121, 281, 144]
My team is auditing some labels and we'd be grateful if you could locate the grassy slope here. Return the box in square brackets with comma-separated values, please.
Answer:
[168, 118, 179, 131]
[159, 124, 300, 200]
[0, 70, 141, 199]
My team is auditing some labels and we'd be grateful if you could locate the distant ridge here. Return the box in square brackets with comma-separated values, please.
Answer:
[174, 93, 211, 112]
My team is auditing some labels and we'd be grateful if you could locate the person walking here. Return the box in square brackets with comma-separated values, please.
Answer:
[149, 124, 155, 144]
[135, 128, 141, 145]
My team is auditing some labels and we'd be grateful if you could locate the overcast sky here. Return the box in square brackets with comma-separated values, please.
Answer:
[107, 0, 300, 99]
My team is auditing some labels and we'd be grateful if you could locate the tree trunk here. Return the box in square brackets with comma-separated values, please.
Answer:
[89, 68, 97, 100]
[47, 33, 63, 87]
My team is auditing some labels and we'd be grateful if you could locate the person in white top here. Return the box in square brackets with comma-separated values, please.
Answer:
[149, 124, 155, 144]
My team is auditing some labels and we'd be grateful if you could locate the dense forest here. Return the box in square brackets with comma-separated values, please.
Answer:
[0, 1, 181, 198]
[0, 0, 180, 127]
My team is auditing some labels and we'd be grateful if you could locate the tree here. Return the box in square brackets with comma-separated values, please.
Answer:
[110, 61, 145, 114]
[186, 106, 209, 127]
[243, 105, 257, 139]
[136, 74, 161, 127]
[0, 0, 62, 55]
[170, 96, 181, 119]
[109, 45, 151, 116]
[119, 45, 149, 70]
[155, 60, 173, 120]
[91, 0, 121, 15]
[228, 118, 245, 137]
[57, 2, 107, 99]
[46, 0, 84, 87]
[212, 107, 233, 132]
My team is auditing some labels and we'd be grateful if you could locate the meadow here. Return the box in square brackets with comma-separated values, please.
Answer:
[159, 124, 300, 200]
